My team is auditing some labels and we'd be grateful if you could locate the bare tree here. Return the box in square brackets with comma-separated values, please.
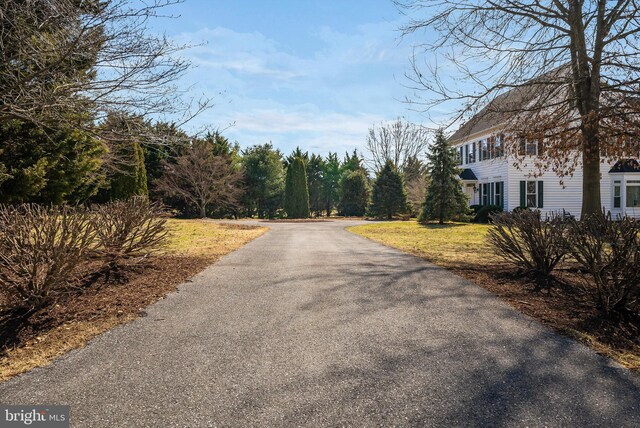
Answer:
[156, 140, 244, 218]
[365, 118, 430, 173]
[0, 0, 208, 131]
[396, 1, 640, 216]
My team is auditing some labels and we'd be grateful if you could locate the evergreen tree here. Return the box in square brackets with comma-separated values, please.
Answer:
[420, 129, 469, 224]
[0, 119, 106, 204]
[369, 160, 408, 219]
[241, 143, 285, 219]
[341, 149, 367, 175]
[110, 141, 148, 200]
[322, 152, 341, 216]
[285, 146, 309, 168]
[338, 170, 369, 216]
[307, 154, 325, 217]
[284, 156, 310, 218]
[141, 121, 189, 199]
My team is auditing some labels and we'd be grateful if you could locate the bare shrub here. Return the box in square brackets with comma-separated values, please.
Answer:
[0, 205, 95, 312]
[567, 212, 640, 317]
[92, 197, 168, 271]
[488, 210, 568, 288]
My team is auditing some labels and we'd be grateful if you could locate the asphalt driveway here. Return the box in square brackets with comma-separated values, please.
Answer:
[1, 220, 639, 427]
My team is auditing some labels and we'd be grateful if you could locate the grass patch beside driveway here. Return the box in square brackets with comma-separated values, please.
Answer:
[348, 221, 493, 267]
[0, 220, 267, 381]
[348, 220, 640, 371]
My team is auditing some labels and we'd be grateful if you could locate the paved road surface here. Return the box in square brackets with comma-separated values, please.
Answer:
[1, 221, 639, 427]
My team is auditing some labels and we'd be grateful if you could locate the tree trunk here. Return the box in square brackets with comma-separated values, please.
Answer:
[581, 138, 601, 217]
[199, 203, 207, 218]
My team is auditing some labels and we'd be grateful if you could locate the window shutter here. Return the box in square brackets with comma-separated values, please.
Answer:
[538, 181, 544, 208]
[519, 181, 526, 208]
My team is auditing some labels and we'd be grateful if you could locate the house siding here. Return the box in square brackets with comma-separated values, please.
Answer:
[454, 135, 639, 219]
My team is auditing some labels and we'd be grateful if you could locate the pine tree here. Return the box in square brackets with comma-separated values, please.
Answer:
[368, 160, 408, 220]
[338, 170, 369, 216]
[420, 129, 469, 224]
[284, 156, 310, 218]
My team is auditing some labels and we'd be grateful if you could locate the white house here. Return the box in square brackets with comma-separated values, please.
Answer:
[449, 91, 640, 219]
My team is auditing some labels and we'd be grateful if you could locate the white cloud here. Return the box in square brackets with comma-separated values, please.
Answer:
[173, 21, 428, 155]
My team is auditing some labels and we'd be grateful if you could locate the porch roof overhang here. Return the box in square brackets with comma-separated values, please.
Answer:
[609, 159, 640, 173]
[459, 168, 478, 181]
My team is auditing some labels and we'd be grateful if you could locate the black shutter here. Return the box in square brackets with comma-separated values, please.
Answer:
[538, 181, 544, 208]
[520, 181, 526, 208]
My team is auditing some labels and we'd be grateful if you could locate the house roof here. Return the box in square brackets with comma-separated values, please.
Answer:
[449, 66, 571, 143]
[459, 168, 478, 181]
[609, 159, 640, 173]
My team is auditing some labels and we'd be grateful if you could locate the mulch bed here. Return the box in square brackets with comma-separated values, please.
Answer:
[450, 262, 640, 368]
[1, 255, 213, 356]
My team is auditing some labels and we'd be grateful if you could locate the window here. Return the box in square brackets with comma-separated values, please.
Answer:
[467, 143, 475, 164]
[626, 180, 640, 208]
[494, 182, 502, 207]
[488, 136, 496, 159]
[464, 144, 469, 165]
[494, 135, 504, 158]
[480, 140, 489, 161]
[613, 181, 621, 208]
[457, 146, 463, 165]
[482, 183, 489, 206]
[526, 181, 537, 207]
[525, 140, 538, 156]
[518, 136, 526, 155]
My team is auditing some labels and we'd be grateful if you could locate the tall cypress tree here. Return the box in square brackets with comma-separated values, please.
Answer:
[307, 154, 325, 217]
[284, 156, 310, 218]
[368, 160, 408, 220]
[110, 141, 148, 200]
[420, 129, 469, 224]
[322, 152, 341, 216]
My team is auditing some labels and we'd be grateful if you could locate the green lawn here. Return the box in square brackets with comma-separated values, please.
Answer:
[348, 220, 496, 268]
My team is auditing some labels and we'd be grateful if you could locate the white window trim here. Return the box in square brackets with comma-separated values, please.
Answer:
[526, 180, 537, 208]
[625, 179, 640, 208]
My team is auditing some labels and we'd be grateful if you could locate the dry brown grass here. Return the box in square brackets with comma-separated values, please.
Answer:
[0, 219, 267, 381]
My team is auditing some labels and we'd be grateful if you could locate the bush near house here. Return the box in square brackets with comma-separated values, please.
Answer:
[488, 210, 569, 289]
[473, 205, 503, 223]
[567, 212, 640, 317]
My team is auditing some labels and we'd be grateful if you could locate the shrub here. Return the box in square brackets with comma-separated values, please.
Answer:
[92, 197, 168, 271]
[488, 210, 568, 288]
[567, 211, 640, 317]
[474, 205, 503, 223]
[0, 204, 95, 312]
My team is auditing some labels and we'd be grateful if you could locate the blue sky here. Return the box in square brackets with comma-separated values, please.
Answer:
[153, 0, 428, 156]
